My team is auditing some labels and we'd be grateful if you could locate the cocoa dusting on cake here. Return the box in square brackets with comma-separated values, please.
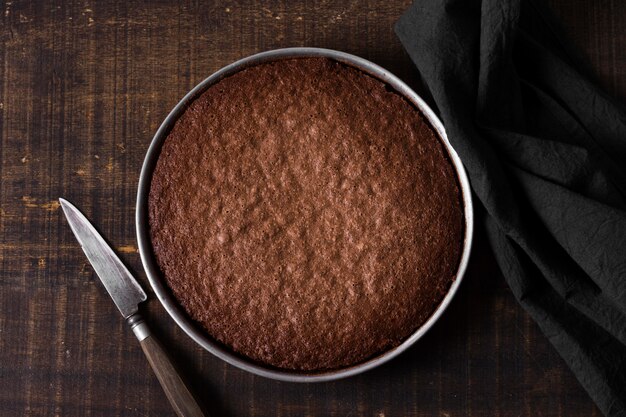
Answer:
[148, 57, 464, 371]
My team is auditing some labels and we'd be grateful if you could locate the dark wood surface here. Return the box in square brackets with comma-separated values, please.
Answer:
[139, 330, 206, 417]
[1, 1, 624, 416]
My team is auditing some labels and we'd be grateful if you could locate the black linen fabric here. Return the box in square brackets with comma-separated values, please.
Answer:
[395, 0, 626, 415]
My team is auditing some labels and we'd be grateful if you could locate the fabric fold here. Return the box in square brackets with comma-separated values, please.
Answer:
[396, 0, 626, 415]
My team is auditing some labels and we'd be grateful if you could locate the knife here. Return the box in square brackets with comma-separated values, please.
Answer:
[59, 198, 206, 417]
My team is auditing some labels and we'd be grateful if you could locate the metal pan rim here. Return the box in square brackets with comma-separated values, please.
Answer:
[136, 47, 474, 383]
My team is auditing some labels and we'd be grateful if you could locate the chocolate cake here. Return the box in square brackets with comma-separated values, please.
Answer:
[148, 57, 464, 371]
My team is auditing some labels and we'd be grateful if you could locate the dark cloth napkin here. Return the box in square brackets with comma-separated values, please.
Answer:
[395, 0, 626, 415]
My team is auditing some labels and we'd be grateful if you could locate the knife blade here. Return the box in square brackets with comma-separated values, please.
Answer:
[59, 198, 147, 318]
[60, 198, 206, 417]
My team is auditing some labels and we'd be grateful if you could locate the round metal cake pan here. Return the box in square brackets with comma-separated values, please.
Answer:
[136, 47, 474, 383]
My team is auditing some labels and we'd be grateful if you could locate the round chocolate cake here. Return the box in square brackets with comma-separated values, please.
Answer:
[148, 57, 464, 371]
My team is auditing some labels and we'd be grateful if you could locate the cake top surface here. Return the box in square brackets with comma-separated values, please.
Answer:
[148, 57, 464, 371]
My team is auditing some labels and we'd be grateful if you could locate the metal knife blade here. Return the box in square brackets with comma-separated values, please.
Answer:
[59, 198, 147, 318]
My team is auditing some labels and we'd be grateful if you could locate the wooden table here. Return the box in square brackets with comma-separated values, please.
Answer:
[1, 1, 623, 415]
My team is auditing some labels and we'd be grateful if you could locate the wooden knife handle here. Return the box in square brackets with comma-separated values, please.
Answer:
[128, 314, 206, 417]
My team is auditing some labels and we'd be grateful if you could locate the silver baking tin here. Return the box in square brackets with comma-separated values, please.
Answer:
[136, 47, 474, 383]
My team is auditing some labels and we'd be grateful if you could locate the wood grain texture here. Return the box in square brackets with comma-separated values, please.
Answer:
[138, 328, 206, 417]
[0, 0, 623, 416]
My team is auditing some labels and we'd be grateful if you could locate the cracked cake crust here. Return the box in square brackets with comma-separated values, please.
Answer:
[148, 57, 464, 371]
